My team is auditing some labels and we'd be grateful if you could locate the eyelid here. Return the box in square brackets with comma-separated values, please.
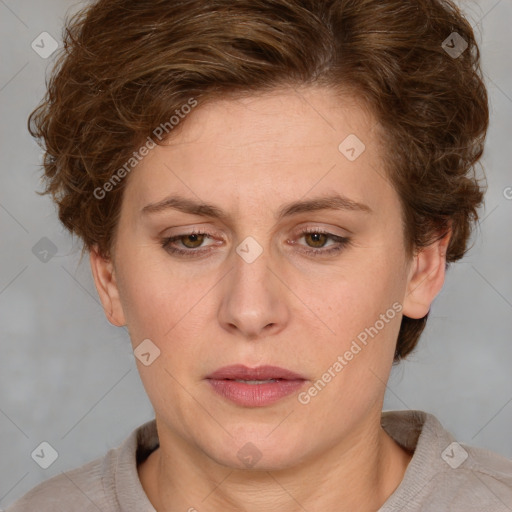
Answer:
[161, 224, 351, 258]
[288, 227, 350, 253]
[160, 228, 220, 257]
[162, 226, 219, 241]
[162, 221, 348, 239]
[291, 223, 349, 238]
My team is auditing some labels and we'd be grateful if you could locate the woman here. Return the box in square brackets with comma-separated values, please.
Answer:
[6, 0, 512, 510]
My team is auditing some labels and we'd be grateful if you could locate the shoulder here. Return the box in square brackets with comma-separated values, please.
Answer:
[3, 419, 157, 512]
[3, 449, 118, 512]
[381, 410, 512, 511]
[431, 441, 512, 511]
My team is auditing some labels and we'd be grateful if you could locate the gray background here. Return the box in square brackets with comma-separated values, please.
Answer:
[1, 0, 511, 507]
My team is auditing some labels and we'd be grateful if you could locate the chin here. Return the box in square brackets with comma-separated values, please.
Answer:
[200, 431, 311, 473]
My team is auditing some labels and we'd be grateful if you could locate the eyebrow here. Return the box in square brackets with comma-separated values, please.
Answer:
[141, 192, 373, 220]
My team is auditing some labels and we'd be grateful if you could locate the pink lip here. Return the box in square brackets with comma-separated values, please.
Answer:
[205, 365, 307, 407]
[206, 364, 306, 381]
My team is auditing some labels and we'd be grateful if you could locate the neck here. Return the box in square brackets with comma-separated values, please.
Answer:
[138, 411, 413, 512]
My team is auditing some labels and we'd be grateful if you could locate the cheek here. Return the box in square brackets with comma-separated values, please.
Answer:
[304, 250, 404, 327]
[114, 250, 184, 337]
[117, 226, 407, 351]
[297, 262, 404, 415]
[294, 252, 407, 391]
[115, 253, 224, 378]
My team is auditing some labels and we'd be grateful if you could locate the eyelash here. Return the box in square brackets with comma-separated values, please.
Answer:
[160, 228, 351, 258]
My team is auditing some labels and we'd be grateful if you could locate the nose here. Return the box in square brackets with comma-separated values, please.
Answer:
[217, 242, 290, 340]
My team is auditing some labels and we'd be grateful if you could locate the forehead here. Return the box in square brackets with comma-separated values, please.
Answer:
[121, 86, 395, 221]
[164, 87, 374, 151]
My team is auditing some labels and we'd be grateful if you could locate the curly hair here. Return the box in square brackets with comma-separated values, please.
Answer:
[28, 0, 489, 361]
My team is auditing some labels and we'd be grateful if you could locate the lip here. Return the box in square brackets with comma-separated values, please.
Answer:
[205, 365, 307, 407]
[206, 364, 307, 381]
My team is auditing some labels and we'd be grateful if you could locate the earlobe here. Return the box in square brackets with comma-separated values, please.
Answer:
[89, 245, 127, 327]
[402, 229, 451, 320]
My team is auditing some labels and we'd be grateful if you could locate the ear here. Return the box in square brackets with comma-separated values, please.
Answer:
[402, 227, 452, 319]
[89, 245, 126, 327]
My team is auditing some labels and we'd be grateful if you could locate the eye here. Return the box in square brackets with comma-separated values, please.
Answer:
[161, 229, 218, 257]
[160, 227, 351, 258]
[293, 228, 351, 256]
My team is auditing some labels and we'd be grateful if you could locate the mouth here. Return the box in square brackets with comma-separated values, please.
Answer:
[205, 364, 307, 381]
[205, 365, 307, 407]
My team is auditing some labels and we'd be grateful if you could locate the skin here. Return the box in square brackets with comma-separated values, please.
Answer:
[90, 85, 451, 512]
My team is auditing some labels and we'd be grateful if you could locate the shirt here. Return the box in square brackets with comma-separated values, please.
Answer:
[4, 409, 512, 511]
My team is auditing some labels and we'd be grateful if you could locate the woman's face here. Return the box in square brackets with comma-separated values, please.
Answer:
[91, 86, 445, 469]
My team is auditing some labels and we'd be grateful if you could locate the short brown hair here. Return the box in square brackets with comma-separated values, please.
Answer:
[28, 0, 489, 361]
